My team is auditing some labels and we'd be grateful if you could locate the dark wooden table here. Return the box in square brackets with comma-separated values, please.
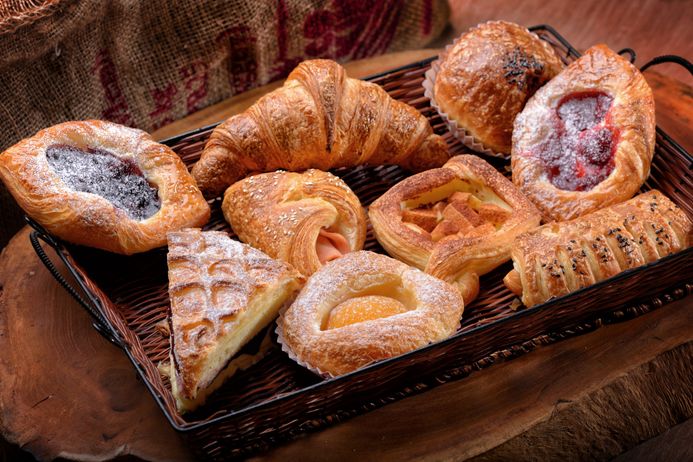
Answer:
[0, 47, 691, 461]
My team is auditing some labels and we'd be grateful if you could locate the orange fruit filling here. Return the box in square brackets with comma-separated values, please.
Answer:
[325, 295, 408, 329]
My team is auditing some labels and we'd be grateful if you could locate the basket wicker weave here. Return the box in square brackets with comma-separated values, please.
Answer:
[27, 25, 693, 460]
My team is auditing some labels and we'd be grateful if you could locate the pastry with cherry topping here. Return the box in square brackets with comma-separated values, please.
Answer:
[0, 120, 210, 254]
[512, 44, 656, 222]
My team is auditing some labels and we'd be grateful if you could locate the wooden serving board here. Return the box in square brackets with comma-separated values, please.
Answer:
[0, 49, 691, 461]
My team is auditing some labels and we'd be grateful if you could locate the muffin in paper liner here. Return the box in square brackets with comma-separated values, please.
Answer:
[423, 45, 507, 159]
[423, 24, 559, 159]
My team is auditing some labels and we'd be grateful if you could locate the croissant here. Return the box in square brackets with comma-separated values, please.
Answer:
[192, 59, 450, 197]
[503, 190, 692, 308]
[222, 169, 367, 276]
[369, 155, 541, 303]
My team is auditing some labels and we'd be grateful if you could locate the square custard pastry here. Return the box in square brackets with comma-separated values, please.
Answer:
[369, 155, 541, 303]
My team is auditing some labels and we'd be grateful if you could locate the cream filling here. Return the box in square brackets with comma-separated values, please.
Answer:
[170, 278, 299, 413]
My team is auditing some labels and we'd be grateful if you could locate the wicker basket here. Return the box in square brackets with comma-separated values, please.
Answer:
[27, 25, 693, 460]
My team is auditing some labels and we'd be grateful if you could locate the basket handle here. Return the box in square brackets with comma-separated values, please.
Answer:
[28, 226, 125, 349]
[639, 54, 693, 77]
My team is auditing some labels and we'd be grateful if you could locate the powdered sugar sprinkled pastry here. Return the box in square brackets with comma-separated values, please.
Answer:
[276, 251, 464, 377]
[512, 45, 656, 222]
[0, 120, 210, 254]
[222, 169, 366, 276]
[167, 228, 304, 412]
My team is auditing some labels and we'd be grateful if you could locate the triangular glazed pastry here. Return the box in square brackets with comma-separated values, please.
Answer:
[166, 228, 304, 413]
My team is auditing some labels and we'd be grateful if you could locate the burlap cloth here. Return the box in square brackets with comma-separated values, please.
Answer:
[0, 0, 449, 247]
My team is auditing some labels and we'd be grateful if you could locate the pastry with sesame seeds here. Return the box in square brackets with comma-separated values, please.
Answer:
[222, 169, 366, 276]
[503, 190, 691, 307]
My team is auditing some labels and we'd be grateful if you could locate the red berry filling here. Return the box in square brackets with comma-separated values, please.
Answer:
[533, 91, 619, 191]
[46, 144, 161, 220]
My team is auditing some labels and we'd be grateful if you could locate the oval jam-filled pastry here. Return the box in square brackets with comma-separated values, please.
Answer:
[512, 44, 656, 222]
[369, 154, 541, 304]
[276, 251, 464, 377]
[0, 120, 210, 254]
[222, 169, 367, 276]
[504, 190, 692, 308]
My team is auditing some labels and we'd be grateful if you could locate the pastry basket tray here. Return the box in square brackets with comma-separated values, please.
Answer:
[27, 25, 693, 460]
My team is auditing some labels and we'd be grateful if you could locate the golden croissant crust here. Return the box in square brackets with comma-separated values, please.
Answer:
[222, 169, 366, 276]
[369, 155, 541, 303]
[434, 20, 563, 154]
[277, 251, 464, 377]
[192, 59, 450, 197]
[0, 120, 210, 254]
[512, 44, 656, 222]
[504, 190, 692, 308]
[167, 228, 304, 413]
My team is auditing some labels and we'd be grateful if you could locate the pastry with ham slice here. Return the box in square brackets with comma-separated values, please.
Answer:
[222, 169, 366, 276]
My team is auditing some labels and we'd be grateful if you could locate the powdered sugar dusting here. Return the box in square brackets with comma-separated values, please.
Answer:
[533, 92, 617, 191]
[46, 144, 160, 220]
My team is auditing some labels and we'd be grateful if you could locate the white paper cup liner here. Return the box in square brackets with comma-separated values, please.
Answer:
[275, 303, 334, 379]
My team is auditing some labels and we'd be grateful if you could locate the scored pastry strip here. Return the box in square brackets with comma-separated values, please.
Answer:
[222, 169, 367, 276]
[369, 154, 541, 303]
[504, 190, 692, 308]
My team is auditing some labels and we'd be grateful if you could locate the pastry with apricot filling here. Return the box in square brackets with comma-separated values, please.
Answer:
[512, 45, 656, 221]
[276, 251, 464, 377]
[222, 169, 366, 276]
[369, 155, 541, 303]
[0, 120, 210, 254]
[166, 228, 304, 413]
[504, 190, 691, 308]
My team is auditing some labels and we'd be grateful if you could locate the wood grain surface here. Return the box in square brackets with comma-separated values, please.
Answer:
[1, 46, 692, 461]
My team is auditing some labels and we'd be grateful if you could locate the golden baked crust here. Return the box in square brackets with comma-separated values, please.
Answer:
[512, 45, 656, 222]
[277, 251, 464, 377]
[167, 228, 304, 413]
[434, 21, 563, 154]
[504, 190, 692, 307]
[222, 169, 366, 276]
[369, 154, 541, 303]
[0, 120, 210, 254]
[192, 59, 449, 198]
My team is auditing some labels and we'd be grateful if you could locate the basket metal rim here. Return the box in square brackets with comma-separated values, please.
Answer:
[29, 24, 693, 435]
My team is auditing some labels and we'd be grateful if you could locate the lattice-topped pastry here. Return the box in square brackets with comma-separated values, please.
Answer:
[503, 190, 692, 307]
[369, 155, 541, 303]
[166, 228, 304, 413]
[0, 120, 210, 254]
[512, 44, 656, 221]
[222, 169, 367, 276]
[277, 251, 464, 377]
